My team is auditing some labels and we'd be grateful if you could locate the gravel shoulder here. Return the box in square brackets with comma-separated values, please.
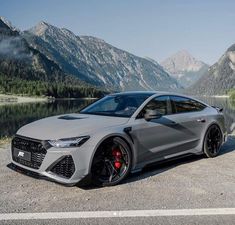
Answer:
[0, 138, 235, 214]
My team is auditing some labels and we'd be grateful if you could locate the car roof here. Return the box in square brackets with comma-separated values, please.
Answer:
[110, 91, 190, 97]
[109, 91, 209, 106]
[110, 91, 168, 96]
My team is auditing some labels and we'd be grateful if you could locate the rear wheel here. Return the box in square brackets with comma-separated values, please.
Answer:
[91, 137, 131, 187]
[203, 124, 222, 158]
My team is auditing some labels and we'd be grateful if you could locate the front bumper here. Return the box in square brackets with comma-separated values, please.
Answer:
[10, 135, 92, 185]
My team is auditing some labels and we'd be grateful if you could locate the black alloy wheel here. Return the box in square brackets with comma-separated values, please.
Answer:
[204, 124, 222, 158]
[91, 137, 131, 186]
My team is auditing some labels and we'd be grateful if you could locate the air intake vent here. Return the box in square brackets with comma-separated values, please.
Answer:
[50, 156, 75, 179]
[58, 115, 86, 120]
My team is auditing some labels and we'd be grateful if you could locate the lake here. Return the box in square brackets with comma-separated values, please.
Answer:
[0, 97, 235, 138]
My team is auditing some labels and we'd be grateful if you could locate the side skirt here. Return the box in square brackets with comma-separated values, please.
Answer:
[131, 152, 202, 174]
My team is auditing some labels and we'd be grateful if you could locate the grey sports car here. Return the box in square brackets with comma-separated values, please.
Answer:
[11, 91, 227, 186]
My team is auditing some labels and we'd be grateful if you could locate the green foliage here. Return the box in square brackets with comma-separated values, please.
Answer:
[0, 73, 105, 98]
[0, 22, 108, 99]
[228, 89, 235, 100]
[0, 136, 11, 145]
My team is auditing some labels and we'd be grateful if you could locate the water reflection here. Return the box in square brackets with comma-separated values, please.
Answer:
[198, 97, 235, 134]
[0, 99, 94, 138]
[0, 97, 235, 138]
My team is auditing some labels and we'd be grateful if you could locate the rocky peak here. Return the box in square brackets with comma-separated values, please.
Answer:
[25, 23, 181, 91]
[28, 21, 53, 36]
[0, 16, 12, 30]
[161, 50, 207, 74]
[28, 22, 80, 43]
[161, 50, 209, 88]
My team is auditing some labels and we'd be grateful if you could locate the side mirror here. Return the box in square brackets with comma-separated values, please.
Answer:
[144, 109, 162, 121]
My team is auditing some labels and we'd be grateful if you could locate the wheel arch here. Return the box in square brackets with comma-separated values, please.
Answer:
[201, 121, 223, 153]
[88, 133, 135, 173]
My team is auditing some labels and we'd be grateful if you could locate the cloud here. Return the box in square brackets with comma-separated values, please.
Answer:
[0, 36, 31, 60]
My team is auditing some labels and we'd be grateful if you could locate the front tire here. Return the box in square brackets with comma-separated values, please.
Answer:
[203, 124, 223, 158]
[91, 137, 132, 187]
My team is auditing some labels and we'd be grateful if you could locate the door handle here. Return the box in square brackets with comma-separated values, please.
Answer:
[197, 118, 206, 123]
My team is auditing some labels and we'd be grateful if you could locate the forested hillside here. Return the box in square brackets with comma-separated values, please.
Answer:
[189, 44, 235, 95]
[0, 17, 105, 98]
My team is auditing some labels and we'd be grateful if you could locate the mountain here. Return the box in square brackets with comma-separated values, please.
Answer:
[0, 16, 18, 31]
[23, 21, 181, 91]
[0, 17, 71, 82]
[189, 44, 235, 95]
[161, 50, 209, 87]
[0, 17, 104, 98]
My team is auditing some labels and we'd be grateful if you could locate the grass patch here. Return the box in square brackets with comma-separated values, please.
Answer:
[0, 136, 11, 146]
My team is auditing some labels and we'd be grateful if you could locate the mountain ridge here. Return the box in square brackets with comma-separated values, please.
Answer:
[24, 21, 181, 91]
[0, 17, 105, 98]
[161, 50, 209, 87]
[189, 44, 235, 95]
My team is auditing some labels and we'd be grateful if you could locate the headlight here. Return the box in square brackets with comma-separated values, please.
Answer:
[48, 136, 90, 148]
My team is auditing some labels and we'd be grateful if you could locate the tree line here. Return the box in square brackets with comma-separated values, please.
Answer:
[0, 73, 106, 98]
[229, 89, 235, 100]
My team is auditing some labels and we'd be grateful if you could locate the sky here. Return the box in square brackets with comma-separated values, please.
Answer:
[1, 0, 235, 65]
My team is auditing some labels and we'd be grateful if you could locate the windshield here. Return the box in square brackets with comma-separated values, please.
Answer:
[80, 94, 152, 117]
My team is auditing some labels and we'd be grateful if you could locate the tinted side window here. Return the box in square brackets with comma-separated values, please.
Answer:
[138, 96, 170, 118]
[171, 96, 206, 113]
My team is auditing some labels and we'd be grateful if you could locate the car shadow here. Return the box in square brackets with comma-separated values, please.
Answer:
[217, 135, 235, 156]
[123, 154, 202, 185]
[80, 136, 235, 189]
[79, 155, 203, 190]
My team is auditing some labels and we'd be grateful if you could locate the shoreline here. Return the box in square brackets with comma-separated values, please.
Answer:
[0, 93, 231, 105]
[211, 95, 229, 98]
[200, 95, 229, 98]
[0, 94, 97, 105]
[0, 94, 47, 105]
[55, 97, 98, 100]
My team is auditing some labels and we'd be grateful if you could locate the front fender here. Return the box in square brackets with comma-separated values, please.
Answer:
[87, 128, 137, 173]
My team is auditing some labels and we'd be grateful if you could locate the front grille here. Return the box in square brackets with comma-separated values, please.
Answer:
[12, 136, 47, 169]
[50, 156, 75, 179]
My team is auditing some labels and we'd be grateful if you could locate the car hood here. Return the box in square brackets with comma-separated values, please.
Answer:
[17, 113, 130, 140]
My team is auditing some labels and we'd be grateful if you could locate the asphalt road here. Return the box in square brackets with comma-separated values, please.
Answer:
[0, 137, 235, 225]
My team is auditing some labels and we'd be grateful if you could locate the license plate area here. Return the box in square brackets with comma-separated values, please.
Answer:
[13, 148, 31, 162]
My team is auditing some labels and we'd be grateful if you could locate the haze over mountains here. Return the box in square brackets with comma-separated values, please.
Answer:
[161, 50, 209, 88]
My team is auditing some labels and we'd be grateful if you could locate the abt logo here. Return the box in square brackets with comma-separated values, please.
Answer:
[18, 151, 24, 157]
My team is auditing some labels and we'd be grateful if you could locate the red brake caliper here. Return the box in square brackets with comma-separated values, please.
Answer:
[112, 148, 122, 169]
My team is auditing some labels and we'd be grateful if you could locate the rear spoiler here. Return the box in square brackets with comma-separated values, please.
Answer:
[212, 106, 223, 112]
